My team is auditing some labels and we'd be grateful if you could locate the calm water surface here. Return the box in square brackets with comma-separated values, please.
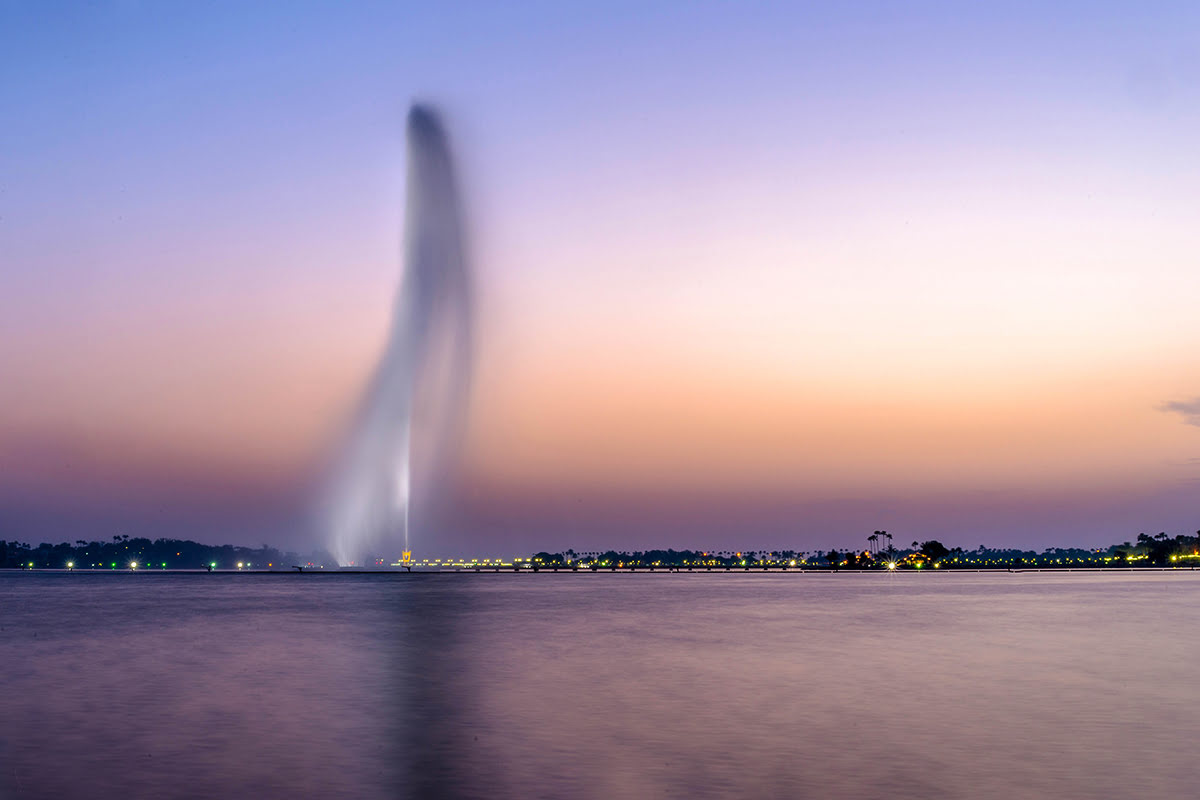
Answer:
[2, 570, 1197, 799]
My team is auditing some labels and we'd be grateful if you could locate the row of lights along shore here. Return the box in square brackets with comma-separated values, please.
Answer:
[53, 561, 259, 570]
[37, 551, 1198, 570]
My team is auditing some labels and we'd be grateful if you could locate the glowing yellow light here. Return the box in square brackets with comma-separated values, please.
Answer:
[66, 561, 74, 569]
[130, 561, 138, 569]
[887, 562, 897, 570]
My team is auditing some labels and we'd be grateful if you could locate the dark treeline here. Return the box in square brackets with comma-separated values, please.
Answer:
[0, 536, 335, 570]
[532, 530, 1200, 570]
[6, 530, 1200, 570]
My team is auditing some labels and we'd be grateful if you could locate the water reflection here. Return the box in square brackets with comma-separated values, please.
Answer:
[387, 576, 480, 798]
[3, 571, 1200, 799]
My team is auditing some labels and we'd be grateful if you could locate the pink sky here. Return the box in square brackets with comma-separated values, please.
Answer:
[3, 2, 1200, 553]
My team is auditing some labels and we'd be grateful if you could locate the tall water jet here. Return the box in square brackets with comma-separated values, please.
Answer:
[325, 104, 472, 566]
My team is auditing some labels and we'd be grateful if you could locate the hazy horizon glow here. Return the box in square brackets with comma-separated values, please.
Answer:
[3, 1, 1200, 553]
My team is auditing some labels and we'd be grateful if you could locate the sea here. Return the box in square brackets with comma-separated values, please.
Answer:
[2, 570, 1197, 799]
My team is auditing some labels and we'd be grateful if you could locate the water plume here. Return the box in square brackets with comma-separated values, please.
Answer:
[325, 104, 472, 566]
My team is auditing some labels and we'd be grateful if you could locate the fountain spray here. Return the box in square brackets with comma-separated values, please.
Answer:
[326, 104, 472, 566]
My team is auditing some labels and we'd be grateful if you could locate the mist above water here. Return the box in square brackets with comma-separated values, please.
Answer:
[325, 104, 472, 566]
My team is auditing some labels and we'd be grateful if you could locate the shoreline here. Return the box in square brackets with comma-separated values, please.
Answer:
[5, 566, 1197, 575]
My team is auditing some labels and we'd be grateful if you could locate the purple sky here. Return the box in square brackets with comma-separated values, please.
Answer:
[3, 1, 1200, 555]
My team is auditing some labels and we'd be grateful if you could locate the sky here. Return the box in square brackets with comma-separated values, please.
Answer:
[2, 0, 1200, 555]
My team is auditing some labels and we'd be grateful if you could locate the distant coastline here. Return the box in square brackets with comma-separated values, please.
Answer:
[0, 536, 331, 572]
[3, 531, 1199, 571]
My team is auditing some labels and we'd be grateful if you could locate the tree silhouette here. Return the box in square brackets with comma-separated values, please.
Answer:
[880, 531, 896, 562]
[918, 540, 950, 563]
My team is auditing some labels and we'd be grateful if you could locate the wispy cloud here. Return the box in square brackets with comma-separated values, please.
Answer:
[1160, 398, 1200, 426]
